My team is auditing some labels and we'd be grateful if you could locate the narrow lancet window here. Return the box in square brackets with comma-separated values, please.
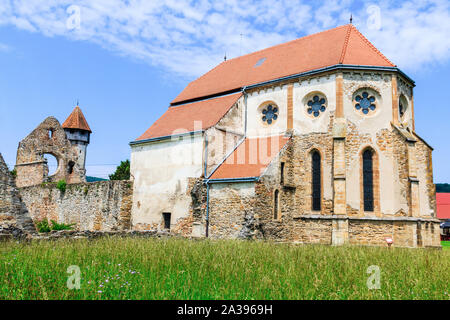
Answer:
[363, 149, 374, 212]
[274, 190, 279, 219]
[312, 151, 321, 211]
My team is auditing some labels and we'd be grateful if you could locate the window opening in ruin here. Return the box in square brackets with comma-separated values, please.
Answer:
[312, 151, 321, 211]
[48, 129, 54, 139]
[274, 190, 280, 219]
[280, 162, 285, 185]
[44, 153, 58, 176]
[163, 212, 171, 230]
[67, 161, 75, 175]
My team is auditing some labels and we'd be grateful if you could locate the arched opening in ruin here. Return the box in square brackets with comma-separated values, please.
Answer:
[44, 153, 59, 176]
[67, 161, 75, 175]
[48, 129, 54, 139]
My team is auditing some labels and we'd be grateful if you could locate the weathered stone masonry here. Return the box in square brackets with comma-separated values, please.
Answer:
[0, 153, 35, 238]
[19, 180, 133, 232]
[15, 117, 86, 188]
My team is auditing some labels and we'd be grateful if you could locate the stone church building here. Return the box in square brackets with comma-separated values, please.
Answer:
[130, 24, 441, 248]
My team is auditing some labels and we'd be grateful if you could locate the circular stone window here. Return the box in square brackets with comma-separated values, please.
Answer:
[261, 104, 278, 125]
[354, 91, 377, 115]
[307, 95, 327, 118]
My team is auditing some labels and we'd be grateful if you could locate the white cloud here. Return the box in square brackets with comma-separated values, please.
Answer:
[0, 42, 11, 52]
[0, 0, 448, 78]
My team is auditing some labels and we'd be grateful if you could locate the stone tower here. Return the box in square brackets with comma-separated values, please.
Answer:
[62, 105, 92, 176]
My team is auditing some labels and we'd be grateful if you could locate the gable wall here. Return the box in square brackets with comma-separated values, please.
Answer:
[130, 134, 204, 231]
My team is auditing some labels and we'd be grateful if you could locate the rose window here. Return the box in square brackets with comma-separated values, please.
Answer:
[307, 95, 326, 117]
[262, 104, 278, 125]
[355, 92, 376, 114]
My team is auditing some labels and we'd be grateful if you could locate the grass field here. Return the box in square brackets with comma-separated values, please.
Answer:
[1, 237, 449, 300]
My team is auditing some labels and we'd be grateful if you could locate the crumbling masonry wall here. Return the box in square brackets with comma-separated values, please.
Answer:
[15, 117, 85, 188]
[0, 153, 35, 237]
[19, 180, 133, 232]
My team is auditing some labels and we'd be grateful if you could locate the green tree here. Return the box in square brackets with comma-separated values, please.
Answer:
[109, 160, 130, 181]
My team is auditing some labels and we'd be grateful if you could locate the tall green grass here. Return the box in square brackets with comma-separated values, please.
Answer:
[1, 237, 448, 300]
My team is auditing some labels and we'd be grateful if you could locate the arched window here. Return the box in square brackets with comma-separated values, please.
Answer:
[312, 151, 321, 211]
[274, 189, 280, 219]
[399, 95, 408, 120]
[362, 149, 374, 212]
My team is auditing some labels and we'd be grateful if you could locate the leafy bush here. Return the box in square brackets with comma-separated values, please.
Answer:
[50, 220, 75, 231]
[10, 169, 17, 178]
[35, 220, 51, 233]
[109, 160, 130, 181]
[35, 219, 75, 233]
[56, 179, 67, 192]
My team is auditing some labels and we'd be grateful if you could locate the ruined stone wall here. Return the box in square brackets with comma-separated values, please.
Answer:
[19, 180, 133, 232]
[15, 117, 85, 187]
[208, 182, 258, 239]
[0, 153, 36, 237]
[415, 137, 436, 218]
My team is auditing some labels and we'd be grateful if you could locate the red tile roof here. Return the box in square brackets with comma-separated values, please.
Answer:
[210, 135, 290, 180]
[172, 24, 395, 104]
[436, 193, 450, 220]
[62, 106, 92, 133]
[136, 93, 242, 141]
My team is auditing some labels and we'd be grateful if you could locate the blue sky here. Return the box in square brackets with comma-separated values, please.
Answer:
[0, 0, 449, 181]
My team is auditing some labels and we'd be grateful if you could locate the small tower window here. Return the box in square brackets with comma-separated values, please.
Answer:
[261, 104, 278, 125]
[362, 149, 374, 212]
[280, 162, 285, 185]
[355, 91, 376, 115]
[312, 151, 321, 211]
[163, 212, 171, 230]
[307, 95, 327, 117]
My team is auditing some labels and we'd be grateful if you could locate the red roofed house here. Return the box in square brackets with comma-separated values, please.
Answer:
[436, 193, 450, 240]
[130, 24, 441, 248]
[436, 193, 450, 221]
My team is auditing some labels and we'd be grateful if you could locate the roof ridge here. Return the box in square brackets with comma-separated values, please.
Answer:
[339, 24, 352, 64]
[171, 92, 241, 109]
[351, 25, 395, 67]
[222, 24, 350, 64]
